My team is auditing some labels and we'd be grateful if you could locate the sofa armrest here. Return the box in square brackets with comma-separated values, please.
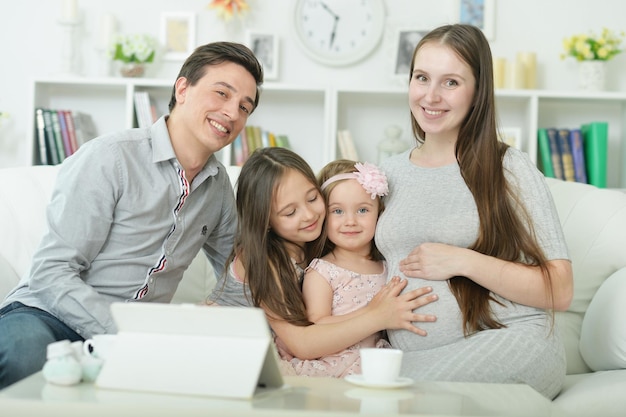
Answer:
[546, 177, 626, 374]
[579, 267, 626, 371]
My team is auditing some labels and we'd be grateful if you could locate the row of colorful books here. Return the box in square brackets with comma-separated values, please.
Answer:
[34, 108, 97, 165]
[537, 122, 608, 188]
[231, 125, 291, 166]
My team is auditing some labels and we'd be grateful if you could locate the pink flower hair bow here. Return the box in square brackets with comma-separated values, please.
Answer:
[321, 162, 389, 200]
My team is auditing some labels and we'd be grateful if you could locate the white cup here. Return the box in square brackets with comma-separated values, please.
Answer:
[360, 348, 403, 383]
[83, 334, 117, 360]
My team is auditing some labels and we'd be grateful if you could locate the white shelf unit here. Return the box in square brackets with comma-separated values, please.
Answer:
[29, 78, 330, 171]
[245, 83, 331, 173]
[30, 78, 626, 188]
[333, 87, 626, 188]
[333, 87, 414, 166]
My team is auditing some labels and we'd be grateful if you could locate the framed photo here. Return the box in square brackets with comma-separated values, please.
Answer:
[458, 0, 496, 41]
[392, 28, 428, 79]
[498, 127, 522, 150]
[160, 12, 196, 61]
[246, 31, 279, 81]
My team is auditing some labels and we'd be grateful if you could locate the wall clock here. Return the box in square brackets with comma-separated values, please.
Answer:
[293, 0, 386, 67]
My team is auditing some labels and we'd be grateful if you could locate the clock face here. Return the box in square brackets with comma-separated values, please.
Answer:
[293, 0, 385, 66]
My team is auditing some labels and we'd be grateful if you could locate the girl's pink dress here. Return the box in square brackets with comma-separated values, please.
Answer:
[276, 258, 391, 378]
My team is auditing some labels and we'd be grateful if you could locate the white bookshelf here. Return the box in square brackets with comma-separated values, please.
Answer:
[29, 78, 626, 188]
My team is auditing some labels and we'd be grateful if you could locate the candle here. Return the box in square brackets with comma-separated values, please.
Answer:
[62, 0, 77, 21]
[505, 60, 525, 89]
[493, 57, 507, 89]
[99, 13, 117, 49]
[517, 52, 537, 89]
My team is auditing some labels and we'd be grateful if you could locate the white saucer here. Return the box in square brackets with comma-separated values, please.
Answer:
[345, 375, 414, 389]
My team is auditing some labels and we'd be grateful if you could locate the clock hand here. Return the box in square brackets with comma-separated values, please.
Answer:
[329, 16, 339, 48]
[319, 1, 340, 49]
[319, 2, 339, 19]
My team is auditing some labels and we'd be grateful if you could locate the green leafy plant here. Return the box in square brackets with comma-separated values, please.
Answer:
[561, 28, 625, 61]
[109, 34, 157, 64]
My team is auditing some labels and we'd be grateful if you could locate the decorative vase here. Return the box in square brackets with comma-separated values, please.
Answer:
[378, 125, 410, 163]
[578, 60, 606, 91]
[119, 62, 145, 78]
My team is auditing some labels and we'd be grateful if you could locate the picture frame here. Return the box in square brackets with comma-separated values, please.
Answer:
[458, 0, 496, 41]
[160, 12, 196, 61]
[498, 127, 522, 150]
[246, 31, 279, 81]
[392, 28, 428, 80]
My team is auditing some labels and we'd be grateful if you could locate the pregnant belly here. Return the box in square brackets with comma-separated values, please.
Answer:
[390, 280, 466, 351]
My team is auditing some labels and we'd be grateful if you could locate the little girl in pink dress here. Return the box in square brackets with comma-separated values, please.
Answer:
[280, 160, 391, 377]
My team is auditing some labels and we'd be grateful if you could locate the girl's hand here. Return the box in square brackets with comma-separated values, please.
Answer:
[367, 276, 438, 336]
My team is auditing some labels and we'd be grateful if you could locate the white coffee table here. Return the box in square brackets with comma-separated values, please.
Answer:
[0, 372, 552, 416]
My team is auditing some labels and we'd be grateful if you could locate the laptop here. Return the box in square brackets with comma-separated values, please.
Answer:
[95, 302, 285, 399]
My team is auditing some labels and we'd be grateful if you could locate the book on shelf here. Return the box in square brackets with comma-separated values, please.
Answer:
[568, 128, 587, 184]
[71, 111, 98, 148]
[240, 126, 250, 161]
[231, 134, 245, 166]
[260, 130, 270, 147]
[50, 109, 68, 162]
[34, 108, 48, 165]
[545, 128, 564, 180]
[268, 131, 277, 147]
[41, 108, 61, 165]
[274, 134, 290, 149]
[557, 128, 576, 182]
[133, 91, 154, 128]
[337, 130, 359, 161]
[537, 128, 555, 178]
[581, 121, 608, 188]
[56, 109, 73, 158]
[244, 125, 260, 156]
[61, 110, 79, 155]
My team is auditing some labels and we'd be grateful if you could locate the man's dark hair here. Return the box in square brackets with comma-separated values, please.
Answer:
[168, 41, 264, 113]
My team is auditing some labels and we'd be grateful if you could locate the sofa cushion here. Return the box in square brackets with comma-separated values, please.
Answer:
[171, 250, 217, 304]
[0, 165, 59, 294]
[546, 178, 626, 373]
[553, 370, 626, 417]
[579, 268, 626, 371]
[555, 312, 590, 374]
[0, 253, 19, 300]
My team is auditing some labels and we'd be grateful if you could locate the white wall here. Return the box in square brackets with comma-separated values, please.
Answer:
[1, 0, 625, 167]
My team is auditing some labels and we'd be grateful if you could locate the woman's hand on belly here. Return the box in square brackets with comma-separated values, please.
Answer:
[399, 243, 468, 280]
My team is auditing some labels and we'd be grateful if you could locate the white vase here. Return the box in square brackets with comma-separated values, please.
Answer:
[578, 60, 606, 91]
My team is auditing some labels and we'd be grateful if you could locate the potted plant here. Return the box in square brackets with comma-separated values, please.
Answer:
[109, 33, 157, 77]
[561, 28, 625, 91]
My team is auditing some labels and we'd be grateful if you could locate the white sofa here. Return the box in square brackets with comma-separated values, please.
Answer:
[1, 164, 625, 416]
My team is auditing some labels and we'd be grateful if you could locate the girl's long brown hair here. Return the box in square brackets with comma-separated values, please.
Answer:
[234, 147, 324, 326]
[409, 24, 553, 335]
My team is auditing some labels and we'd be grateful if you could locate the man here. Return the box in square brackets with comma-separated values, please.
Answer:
[0, 42, 263, 389]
